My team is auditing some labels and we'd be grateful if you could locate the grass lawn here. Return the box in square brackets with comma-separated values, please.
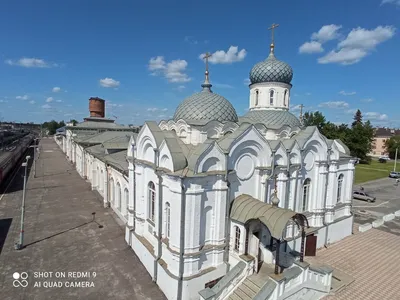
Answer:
[354, 159, 398, 184]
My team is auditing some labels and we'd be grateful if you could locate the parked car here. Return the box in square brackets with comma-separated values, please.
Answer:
[379, 158, 387, 163]
[353, 190, 376, 202]
[389, 171, 400, 178]
[379, 156, 390, 161]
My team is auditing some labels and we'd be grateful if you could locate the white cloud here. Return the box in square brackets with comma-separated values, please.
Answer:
[361, 98, 373, 102]
[305, 92, 312, 96]
[175, 85, 186, 91]
[199, 46, 247, 64]
[318, 26, 396, 65]
[162, 108, 168, 111]
[64, 113, 72, 116]
[299, 41, 324, 54]
[318, 48, 368, 65]
[6, 57, 57, 68]
[147, 107, 158, 112]
[365, 112, 388, 121]
[299, 25, 342, 54]
[184, 36, 198, 45]
[311, 25, 342, 43]
[148, 56, 191, 83]
[16, 95, 28, 100]
[29, 100, 35, 104]
[338, 26, 396, 50]
[318, 101, 349, 109]
[381, 0, 400, 6]
[213, 83, 234, 89]
[339, 90, 356, 96]
[99, 77, 120, 88]
[345, 109, 357, 114]
[52, 87, 61, 92]
[244, 78, 251, 85]
[56, 99, 63, 102]
[290, 104, 302, 112]
[46, 97, 53, 103]
[42, 104, 51, 109]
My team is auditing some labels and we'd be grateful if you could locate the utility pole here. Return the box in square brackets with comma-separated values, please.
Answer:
[15, 155, 31, 250]
[394, 147, 398, 172]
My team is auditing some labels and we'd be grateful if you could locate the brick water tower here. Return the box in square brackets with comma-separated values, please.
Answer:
[89, 97, 105, 118]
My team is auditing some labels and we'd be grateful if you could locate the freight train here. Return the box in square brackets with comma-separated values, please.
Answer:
[0, 134, 35, 186]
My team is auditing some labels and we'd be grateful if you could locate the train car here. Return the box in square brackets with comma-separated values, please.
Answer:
[0, 134, 35, 186]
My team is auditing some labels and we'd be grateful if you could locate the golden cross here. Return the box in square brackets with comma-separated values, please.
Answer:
[203, 52, 212, 72]
[268, 23, 280, 45]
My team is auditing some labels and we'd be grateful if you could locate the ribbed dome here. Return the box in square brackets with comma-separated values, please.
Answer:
[243, 110, 301, 129]
[173, 86, 238, 123]
[249, 52, 293, 85]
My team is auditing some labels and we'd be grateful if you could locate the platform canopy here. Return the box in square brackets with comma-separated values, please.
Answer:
[230, 194, 307, 240]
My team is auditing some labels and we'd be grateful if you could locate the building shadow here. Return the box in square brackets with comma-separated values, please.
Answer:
[0, 218, 13, 255]
[23, 213, 103, 249]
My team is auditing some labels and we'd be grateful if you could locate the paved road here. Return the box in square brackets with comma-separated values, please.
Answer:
[352, 178, 400, 224]
[0, 138, 166, 300]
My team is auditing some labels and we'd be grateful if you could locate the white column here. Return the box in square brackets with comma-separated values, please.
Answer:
[135, 165, 145, 235]
[316, 162, 328, 226]
[325, 161, 338, 223]
[103, 167, 110, 208]
[128, 162, 135, 228]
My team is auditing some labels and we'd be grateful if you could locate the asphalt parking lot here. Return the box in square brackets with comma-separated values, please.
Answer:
[352, 177, 400, 224]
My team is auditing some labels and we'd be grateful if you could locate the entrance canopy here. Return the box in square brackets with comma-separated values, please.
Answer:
[230, 194, 307, 240]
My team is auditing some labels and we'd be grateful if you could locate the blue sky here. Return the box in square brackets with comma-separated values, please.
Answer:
[0, 0, 399, 127]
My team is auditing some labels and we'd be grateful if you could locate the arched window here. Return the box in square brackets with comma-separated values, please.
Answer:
[283, 90, 288, 106]
[234, 226, 241, 251]
[269, 90, 275, 105]
[116, 182, 121, 210]
[148, 182, 156, 222]
[124, 188, 129, 218]
[110, 178, 115, 205]
[302, 178, 311, 212]
[165, 202, 171, 238]
[337, 174, 344, 203]
[255, 90, 259, 106]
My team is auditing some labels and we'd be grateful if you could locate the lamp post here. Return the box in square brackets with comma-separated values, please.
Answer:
[15, 155, 31, 250]
[394, 147, 398, 173]
[29, 139, 39, 178]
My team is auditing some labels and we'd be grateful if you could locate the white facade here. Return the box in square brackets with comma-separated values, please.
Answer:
[55, 40, 356, 300]
[249, 82, 292, 110]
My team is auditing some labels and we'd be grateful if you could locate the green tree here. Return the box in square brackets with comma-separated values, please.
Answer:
[346, 112, 374, 162]
[385, 136, 400, 159]
[303, 111, 326, 131]
[352, 109, 362, 127]
[69, 119, 78, 126]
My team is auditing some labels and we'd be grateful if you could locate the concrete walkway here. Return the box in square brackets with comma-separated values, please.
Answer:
[0, 138, 165, 300]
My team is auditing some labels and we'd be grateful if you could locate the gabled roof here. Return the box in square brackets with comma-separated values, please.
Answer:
[217, 123, 253, 152]
[144, 121, 165, 147]
[374, 127, 400, 137]
[102, 133, 137, 150]
[187, 140, 215, 171]
[71, 117, 128, 130]
[76, 131, 133, 145]
[103, 151, 128, 172]
[162, 131, 189, 172]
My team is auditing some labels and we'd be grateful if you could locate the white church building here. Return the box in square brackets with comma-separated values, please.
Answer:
[57, 30, 356, 300]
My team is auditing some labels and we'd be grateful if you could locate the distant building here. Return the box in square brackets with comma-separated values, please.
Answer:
[370, 127, 400, 157]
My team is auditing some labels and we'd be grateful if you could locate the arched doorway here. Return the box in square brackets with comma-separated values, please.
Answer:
[231, 194, 309, 275]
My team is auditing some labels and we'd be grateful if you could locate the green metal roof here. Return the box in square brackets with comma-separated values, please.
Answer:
[230, 194, 300, 240]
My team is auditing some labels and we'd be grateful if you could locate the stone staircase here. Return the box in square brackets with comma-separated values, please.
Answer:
[228, 264, 275, 300]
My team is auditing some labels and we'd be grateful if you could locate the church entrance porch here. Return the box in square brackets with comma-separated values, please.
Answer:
[231, 194, 309, 275]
